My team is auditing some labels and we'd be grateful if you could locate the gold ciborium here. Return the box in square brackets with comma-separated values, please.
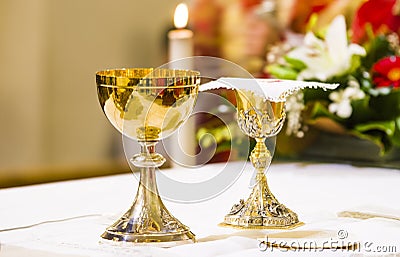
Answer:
[96, 68, 199, 245]
[222, 89, 302, 229]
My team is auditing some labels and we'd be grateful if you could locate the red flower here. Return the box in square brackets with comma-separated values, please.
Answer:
[372, 56, 400, 88]
[352, 0, 400, 44]
[240, 0, 262, 11]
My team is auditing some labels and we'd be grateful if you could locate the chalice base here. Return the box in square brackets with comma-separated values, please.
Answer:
[101, 201, 195, 247]
[101, 152, 195, 247]
[221, 174, 303, 229]
[101, 222, 195, 247]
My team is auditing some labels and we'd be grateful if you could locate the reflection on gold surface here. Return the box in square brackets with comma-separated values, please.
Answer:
[96, 68, 199, 141]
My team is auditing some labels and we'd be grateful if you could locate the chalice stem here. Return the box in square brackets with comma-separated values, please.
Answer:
[127, 166, 164, 231]
[138, 166, 159, 198]
[131, 141, 165, 229]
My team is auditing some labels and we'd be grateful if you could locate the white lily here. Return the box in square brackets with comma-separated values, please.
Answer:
[287, 15, 366, 81]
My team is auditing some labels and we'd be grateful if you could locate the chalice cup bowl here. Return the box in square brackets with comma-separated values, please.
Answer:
[96, 68, 200, 245]
[222, 89, 302, 229]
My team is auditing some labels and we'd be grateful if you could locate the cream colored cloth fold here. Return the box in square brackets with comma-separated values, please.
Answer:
[337, 206, 400, 222]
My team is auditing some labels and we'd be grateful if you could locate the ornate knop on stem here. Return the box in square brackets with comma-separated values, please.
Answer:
[131, 141, 166, 168]
[250, 138, 272, 173]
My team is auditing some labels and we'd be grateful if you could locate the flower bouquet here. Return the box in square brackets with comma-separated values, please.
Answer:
[266, 0, 400, 162]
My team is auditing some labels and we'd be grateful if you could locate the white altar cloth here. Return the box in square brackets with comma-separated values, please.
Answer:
[0, 162, 399, 256]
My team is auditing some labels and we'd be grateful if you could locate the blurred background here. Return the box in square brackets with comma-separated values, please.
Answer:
[0, 0, 291, 187]
[0, 0, 183, 187]
[1, 0, 398, 187]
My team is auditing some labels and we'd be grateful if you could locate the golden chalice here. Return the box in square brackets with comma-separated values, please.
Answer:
[96, 68, 199, 245]
[222, 89, 302, 229]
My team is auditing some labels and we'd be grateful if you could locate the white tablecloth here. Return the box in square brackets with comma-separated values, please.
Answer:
[0, 162, 399, 256]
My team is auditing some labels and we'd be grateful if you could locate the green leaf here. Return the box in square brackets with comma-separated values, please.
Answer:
[284, 56, 307, 70]
[354, 121, 396, 136]
[392, 117, 400, 147]
[266, 64, 298, 80]
[348, 95, 375, 124]
[362, 35, 396, 69]
[352, 120, 397, 154]
[350, 129, 389, 154]
[348, 54, 363, 74]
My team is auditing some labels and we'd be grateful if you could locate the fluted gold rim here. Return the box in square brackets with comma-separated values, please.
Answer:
[96, 68, 200, 88]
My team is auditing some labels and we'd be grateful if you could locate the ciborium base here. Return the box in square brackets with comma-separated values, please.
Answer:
[222, 172, 302, 229]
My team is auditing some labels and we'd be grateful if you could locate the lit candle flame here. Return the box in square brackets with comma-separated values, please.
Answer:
[174, 3, 189, 29]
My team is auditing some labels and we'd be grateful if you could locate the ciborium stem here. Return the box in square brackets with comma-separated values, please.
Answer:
[250, 138, 272, 173]
[223, 138, 301, 228]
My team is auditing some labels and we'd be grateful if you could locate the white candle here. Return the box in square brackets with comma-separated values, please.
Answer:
[167, 3, 196, 166]
[168, 3, 194, 63]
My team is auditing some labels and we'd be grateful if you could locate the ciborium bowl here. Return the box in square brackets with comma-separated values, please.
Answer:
[96, 68, 199, 246]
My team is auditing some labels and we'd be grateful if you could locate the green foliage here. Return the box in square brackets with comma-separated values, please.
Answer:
[267, 34, 400, 154]
[266, 64, 298, 80]
[362, 35, 397, 70]
[369, 90, 400, 120]
[352, 121, 397, 154]
[284, 56, 307, 70]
